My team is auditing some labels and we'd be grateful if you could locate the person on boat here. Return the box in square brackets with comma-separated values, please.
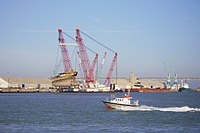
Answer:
[134, 100, 139, 106]
[110, 84, 112, 90]
[113, 84, 115, 90]
[124, 94, 131, 98]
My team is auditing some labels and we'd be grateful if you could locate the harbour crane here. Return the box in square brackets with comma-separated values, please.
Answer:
[99, 52, 107, 76]
[58, 28, 72, 72]
[76, 28, 98, 83]
[104, 53, 118, 86]
[89, 53, 98, 82]
[60, 28, 118, 87]
[51, 29, 79, 88]
[80, 31, 118, 86]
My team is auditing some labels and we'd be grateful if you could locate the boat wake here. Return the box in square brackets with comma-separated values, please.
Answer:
[117, 105, 200, 112]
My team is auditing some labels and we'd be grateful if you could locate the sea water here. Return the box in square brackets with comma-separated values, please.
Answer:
[188, 80, 200, 89]
[0, 92, 200, 133]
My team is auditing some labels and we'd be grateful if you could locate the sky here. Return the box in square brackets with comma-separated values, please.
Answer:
[0, 0, 200, 78]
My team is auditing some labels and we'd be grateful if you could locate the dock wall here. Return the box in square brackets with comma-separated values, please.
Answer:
[0, 87, 57, 93]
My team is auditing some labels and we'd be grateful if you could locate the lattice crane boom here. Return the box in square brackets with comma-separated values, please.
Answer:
[76, 28, 93, 82]
[99, 52, 107, 76]
[78, 30, 119, 86]
[89, 53, 98, 82]
[104, 53, 118, 86]
[58, 28, 72, 72]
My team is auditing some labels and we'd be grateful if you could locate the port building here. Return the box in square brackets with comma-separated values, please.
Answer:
[111, 72, 165, 89]
[0, 76, 53, 89]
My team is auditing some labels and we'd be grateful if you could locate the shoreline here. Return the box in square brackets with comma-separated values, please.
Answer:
[1, 87, 199, 93]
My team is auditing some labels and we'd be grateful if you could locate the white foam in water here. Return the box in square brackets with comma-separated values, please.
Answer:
[118, 105, 200, 112]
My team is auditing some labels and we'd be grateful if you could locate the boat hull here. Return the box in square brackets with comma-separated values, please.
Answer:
[178, 87, 193, 92]
[102, 100, 139, 109]
[51, 70, 79, 87]
[125, 88, 170, 92]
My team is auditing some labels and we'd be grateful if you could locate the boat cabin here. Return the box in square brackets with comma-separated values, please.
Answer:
[111, 94, 132, 105]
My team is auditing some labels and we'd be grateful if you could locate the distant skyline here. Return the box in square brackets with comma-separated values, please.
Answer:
[0, 0, 200, 78]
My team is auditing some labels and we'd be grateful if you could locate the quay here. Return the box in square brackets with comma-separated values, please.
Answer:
[0, 87, 57, 93]
[0, 76, 199, 93]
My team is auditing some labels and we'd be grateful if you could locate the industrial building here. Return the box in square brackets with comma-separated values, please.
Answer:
[111, 72, 165, 89]
[0, 76, 53, 89]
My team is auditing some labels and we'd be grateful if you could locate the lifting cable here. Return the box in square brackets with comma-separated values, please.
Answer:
[80, 30, 116, 54]
[63, 32, 97, 54]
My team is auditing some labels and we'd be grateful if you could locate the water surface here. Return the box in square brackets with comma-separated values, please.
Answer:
[0, 92, 200, 133]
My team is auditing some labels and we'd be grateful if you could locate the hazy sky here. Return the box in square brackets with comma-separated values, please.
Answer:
[0, 0, 200, 78]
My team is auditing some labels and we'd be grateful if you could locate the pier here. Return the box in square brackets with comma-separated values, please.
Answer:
[0, 87, 57, 93]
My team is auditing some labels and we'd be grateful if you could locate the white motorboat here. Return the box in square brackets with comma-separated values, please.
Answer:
[102, 91, 140, 109]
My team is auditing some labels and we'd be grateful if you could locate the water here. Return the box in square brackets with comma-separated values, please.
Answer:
[0, 92, 200, 133]
[187, 80, 200, 89]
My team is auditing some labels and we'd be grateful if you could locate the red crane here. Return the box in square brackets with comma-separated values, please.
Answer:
[99, 52, 107, 76]
[76, 28, 98, 83]
[58, 28, 72, 72]
[104, 53, 118, 86]
[78, 30, 118, 86]
[89, 53, 98, 82]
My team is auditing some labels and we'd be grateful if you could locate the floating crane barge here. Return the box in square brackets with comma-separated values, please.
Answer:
[51, 28, 119, 92]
